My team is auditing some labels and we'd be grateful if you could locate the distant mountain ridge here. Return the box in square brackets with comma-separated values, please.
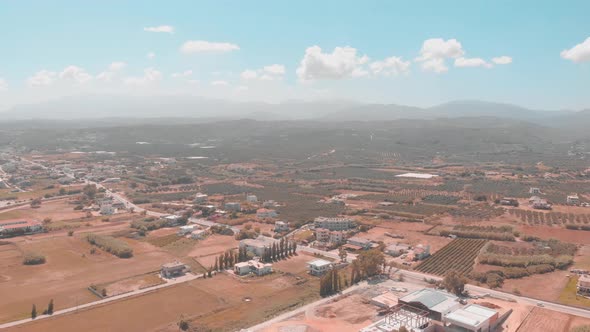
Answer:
[1, 95, 587, 130]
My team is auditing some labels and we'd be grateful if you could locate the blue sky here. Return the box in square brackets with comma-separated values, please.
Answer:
[0, 0, 589, 110]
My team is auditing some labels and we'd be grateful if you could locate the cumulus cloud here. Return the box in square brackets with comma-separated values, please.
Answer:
[454, 57, 492, 68]
[97, 62, 127, 82]
[124, 68, 162, 86]
[109, 62, 127, 71]
[416, 38, 465, 73]
[492, 56, 512, 65]
[144, 25, 174, 33]
[180, 40, 240, 54]
[171, 70, 193, 78]
[147, 52, 156, 59]
[27, 70, 57, 86]
[0, 78, 6, 91]
[240, 64, 286, 81]
[561, 37, 590, 63]
[369, 56, 410, 76]
[59, 66, 93, 83]
[211, 80, 229, 86]
[296, 46, 369, 80]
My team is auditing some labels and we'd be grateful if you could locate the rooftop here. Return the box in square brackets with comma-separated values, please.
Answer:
[307, 259, 332, 267]
[399, 288, 458, 311]
[445, 304, 498, 327]
[395, 172, 438, 179]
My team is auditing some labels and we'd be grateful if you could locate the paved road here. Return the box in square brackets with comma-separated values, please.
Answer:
[0, 273, 201, 329]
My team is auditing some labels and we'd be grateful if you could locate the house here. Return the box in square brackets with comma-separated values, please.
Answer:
[307, 259, 333, 276]
[315, 228, 344, 245]
[162, 215, 182, 226]
[239, 235, 279, 256]
[346, 237, 373, 250]
[262, 200, 278, 208]
[178, 225, 197, 236]
[234, 259, 273, 276]
[313, 217, 355, 231]
[246, 194, 258, 203]
[194, 193, 208, 204]
[530, 196, 552, 210]
[161, 261, 189, 278]
[0, 220, 43, 237]
[443, 304, 499, 332]
[529, 187, 541, 194]
[385, 243, 411, 257]
[190, 229, 208, 240]
[256, 208, 278, 219]
[413, 244, 431, 260]
[578, 275, 590, 295]
[567, 194, 580, 206]
[274, 221, 289, 232]
[398, 288, 461, 321]
[225, 202, 241, 212]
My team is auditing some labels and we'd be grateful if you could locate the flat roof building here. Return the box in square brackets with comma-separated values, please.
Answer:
[399, 288, 461, 321]
[444, 304, 499, 332]
[314, 217, 355, 231]
[307, 258, 333, 276]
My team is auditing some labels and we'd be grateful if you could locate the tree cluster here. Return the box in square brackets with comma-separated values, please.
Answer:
[259, 238, 297, 263]
[320, 268, 347, 297]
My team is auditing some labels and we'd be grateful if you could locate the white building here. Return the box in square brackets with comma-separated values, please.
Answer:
[246, 194, 258, 203]
[239, 235, 279, 256]
[190, 229, 208, 240]
[385, 243, 411, 256]
[234, 260, 273, 276]
[529, 187, 541, 194]
[307, 259, 333, 276]
[313, 217, 355, 231]
[567, 194, 580, 206]
[274, 221, 289, 232]
[315, 228, 344, 244]
[347, 237, 373, 250]
[194, 193, 208, 204]
[444, 304, 499, 332]
[178, 225, 197, 236]
[256, 208, 278, 219]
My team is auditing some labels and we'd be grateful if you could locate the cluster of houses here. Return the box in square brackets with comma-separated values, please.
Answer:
[363, 288, 501, 332]
[312, 217, 357, 249]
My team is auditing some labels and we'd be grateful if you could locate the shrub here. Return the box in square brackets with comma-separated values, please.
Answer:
[23, 252, 46, 265]
[86, 234, 133, 258]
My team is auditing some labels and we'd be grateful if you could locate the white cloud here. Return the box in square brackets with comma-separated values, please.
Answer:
[454, 57, 492, 68]
[211, 80, 229, 86]
[236, 85, 248, 92]
[109, 62, 127, 71]
[416, 38, 464, 73]
[561, 37, 590, 63]
[369, 56, 411, 76]
[27, 70, 57, 86]
[187, 79, 200, 85]
[240, 69, 258, 80]
[147, 52, 156, 59]
[171, 70, 193, 78]
[492, 56, 512, 65]
[180, 40, 240, 54]
[296, 46, 369, 80]
[124, 68, 162, 86]
[240, 64, 286, 81]
[0, 78, 6, 91]
[59, 66, 93, 83]
[263, 64, 286, 75]
[144, 25, 174, 33]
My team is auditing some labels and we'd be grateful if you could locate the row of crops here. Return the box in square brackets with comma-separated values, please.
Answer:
[415, 238, 488, 276]
[509, 209, 590, 226]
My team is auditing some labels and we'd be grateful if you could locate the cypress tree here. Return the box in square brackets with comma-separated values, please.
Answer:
[47, 299, 54, 315]
[31, 304, 37, 319]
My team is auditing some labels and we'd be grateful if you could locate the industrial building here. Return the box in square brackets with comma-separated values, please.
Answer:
[443, 304, 499, 332]
[398, 289, 461, 321]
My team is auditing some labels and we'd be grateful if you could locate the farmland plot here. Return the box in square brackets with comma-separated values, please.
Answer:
[416, 238, 488, 275]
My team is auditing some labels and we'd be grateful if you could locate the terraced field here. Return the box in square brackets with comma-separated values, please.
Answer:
[415, 238, 488, 276]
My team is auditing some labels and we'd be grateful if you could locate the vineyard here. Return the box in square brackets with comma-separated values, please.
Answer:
[415, 238, 488, 276]
[509, 209, 590, 227]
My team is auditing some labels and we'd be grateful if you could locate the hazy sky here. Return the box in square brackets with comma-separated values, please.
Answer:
[1, 0, 589, 110]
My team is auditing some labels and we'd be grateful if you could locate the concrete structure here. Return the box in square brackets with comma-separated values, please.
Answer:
[190, 229, 208, 240]
[567, 194, 581, 206]
[399, 289, 461, 321]
[529, 187, 541, 194]
[246, 194, 258, 203]
[385, 243, 411, 256]
[162, 215, 182, 226]
[256, 208, 278, 219]
[347, 237, 373, 250]
[444, 304, 499, 332]
[498, 197, 518, 207]
[578, 274, 590, 295]
[234, 260, 273, 276]
[315, 228, 344, 245]
[395, 172, 438, 179]
[178, 225, 197, 236]
[225, 202, 241, 212]
[0, 220, 43, 237]
[314, 217, 355, 231]
[307, 258, 333, 276]
[413, 244, 431, 260]
[161, 261, 188, 278]
[360, 304, 433, 332]
[274, 221, 289, 232]
[370, 292, 399, 308]
[194, 193, 208, 204]
[239, 235, 279, 256]
[529, 196, 552, 210]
